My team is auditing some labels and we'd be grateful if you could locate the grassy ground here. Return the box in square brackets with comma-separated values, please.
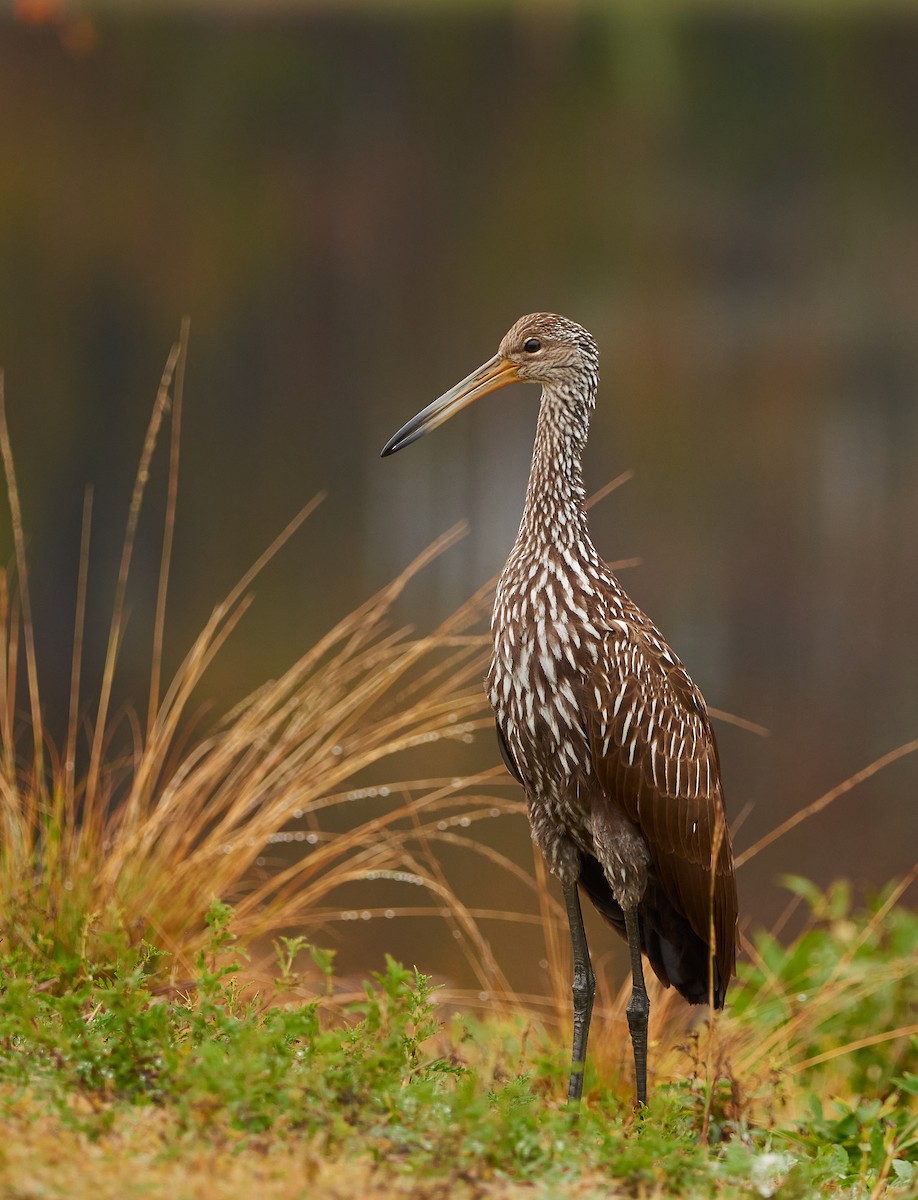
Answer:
[1, 890, 916, 1200]
[0, 341, 915, 1197]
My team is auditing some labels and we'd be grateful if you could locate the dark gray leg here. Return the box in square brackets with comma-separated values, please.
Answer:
[562, 881, 595, 1106]
[623, 906, 650, 1106]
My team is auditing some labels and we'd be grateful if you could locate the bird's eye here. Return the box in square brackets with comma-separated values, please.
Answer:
[523, 337, 541, 353]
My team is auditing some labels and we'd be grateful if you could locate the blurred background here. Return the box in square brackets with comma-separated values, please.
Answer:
[1, 2, 916, 988]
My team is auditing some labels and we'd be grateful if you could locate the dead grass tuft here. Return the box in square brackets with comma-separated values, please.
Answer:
[0, 331, 520, 991]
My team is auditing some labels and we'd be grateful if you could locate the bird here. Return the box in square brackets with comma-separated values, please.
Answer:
[381, 313, 737, 1107]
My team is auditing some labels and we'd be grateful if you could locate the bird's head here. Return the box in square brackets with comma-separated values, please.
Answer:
[381, 312, 599, 457]
[498, 312, 599, 387]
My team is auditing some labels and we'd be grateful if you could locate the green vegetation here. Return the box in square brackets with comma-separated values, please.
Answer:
[0, 888, 915, 1199]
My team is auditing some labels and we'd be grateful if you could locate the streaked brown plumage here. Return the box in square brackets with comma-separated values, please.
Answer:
[382, 313, 737, 1107]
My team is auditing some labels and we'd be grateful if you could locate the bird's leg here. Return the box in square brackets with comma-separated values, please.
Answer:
[623, 906, 650, 1107]
[562, 881, 595, 1107]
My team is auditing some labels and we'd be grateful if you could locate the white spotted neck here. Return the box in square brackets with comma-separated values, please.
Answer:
[518, 382, 598, 562]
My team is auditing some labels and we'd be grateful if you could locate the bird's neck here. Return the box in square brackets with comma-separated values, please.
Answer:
[518, 385, 597, 559]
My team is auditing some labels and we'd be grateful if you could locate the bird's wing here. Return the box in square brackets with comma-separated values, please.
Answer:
[582, 614, 737, 987]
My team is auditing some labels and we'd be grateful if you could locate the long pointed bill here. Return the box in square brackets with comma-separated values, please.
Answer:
[381, 355, 521, 457]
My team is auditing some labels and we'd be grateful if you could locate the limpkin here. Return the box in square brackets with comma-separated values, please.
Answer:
[381, 313, 737, 1106]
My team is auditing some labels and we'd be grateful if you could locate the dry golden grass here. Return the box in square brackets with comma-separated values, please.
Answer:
[0, 331, 527, 994]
